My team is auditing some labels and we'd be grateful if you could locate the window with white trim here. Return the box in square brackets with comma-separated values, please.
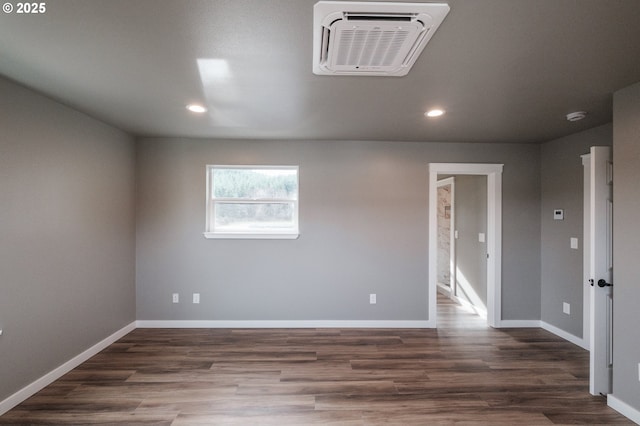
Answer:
[204, 165, 299, 239]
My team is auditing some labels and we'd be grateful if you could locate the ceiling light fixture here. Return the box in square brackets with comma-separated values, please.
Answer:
[425, 109, 445, 118]
[566, 111, 586, 122]
[186, 104, 207, 113]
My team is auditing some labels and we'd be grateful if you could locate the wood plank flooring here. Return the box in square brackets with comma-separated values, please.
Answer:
[0, 297, 633, 425]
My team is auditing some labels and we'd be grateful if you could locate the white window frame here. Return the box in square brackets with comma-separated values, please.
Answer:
[204, 165, 299, 240]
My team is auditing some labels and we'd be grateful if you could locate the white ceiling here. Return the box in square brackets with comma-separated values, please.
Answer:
[1, 0, 640, 143]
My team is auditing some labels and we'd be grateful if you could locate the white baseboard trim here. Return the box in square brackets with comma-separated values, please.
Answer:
[496, 319, 541, 328]
[540, 321, 588, 350]
[136, 320, 433, 329]
[608, 394, 640, 425]
[437, 283, 452, 296]
[498, 320, 588, 350]
[0, 321, 136, 416]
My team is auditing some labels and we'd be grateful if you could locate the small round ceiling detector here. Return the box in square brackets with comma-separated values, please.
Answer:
[425, 109, 445, 118]
[566, 111, 587, 122]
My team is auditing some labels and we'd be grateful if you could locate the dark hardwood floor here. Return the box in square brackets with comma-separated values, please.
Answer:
[1, 296, 633, 425]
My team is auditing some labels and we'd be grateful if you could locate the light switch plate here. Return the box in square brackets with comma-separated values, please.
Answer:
[369, 294, 376, 304]
[478, 233, 485, 243]
[563, 302, 570, 315]
[570, 238, 579, 249]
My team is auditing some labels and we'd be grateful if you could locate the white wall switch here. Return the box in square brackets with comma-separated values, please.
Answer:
[570, 237, 579, 249]
[369, 294, 376, 304]
[172, 293, 179, 303]
[563, 302, 570, 315]
[554, 209, 564, 220]
[193, 293, 200, 304]
[0, 329, 3, 336]
[454, 230, 459, 239]
[638, 363, 640, 382]
[478, 233, 485, 243]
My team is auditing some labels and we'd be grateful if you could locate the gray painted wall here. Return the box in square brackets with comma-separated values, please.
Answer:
[454, 175, 488, 310]
[612, 82, 640, 411]
[136, 138, 541, 322]
[0, 77, 136, 402]
[540, 124, 612, 337]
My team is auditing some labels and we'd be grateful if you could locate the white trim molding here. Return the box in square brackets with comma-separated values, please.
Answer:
[203, 232, 299, 240]
[500, 320, 589, 351]
[429, 163, 503, 328]
[0, 322, 136, 416]
[608, 394, 640, 425]
[541, 321, 588, 350]
[136, 320, 433, 329]
[498, 320, 542, 328]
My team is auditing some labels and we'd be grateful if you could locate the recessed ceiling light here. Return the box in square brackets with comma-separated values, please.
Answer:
[425, 109, 445, 118]
[186, 104, 207, 113]
[566, 111, 587, 122]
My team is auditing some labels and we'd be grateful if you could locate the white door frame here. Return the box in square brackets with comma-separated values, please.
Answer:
[428, 163, 503, 328]
[436, 177, 456, 298]
[581, 154, 592, 351]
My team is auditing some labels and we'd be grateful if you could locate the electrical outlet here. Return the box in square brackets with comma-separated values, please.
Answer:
[638, 363, 640, 382]
[193, 293, 200, 304]
[0, 329, 3, 336]
[172, 293, 179, 303]
[369, 294, 377, 304]
[563, 302, 570, 315]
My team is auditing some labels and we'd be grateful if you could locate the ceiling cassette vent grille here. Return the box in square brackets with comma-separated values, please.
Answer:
[313, 1, 450, 77]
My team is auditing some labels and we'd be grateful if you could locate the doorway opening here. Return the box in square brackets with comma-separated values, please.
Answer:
[436, 177, 455, 299]
[428, 163, 503, 328]
[437, 175, 489, 320]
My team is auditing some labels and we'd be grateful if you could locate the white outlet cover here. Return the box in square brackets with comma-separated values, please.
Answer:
[478, 233, 485, 243]
[193, 293, 200, 304]
[172, 293, 179, 303]
[369, 294, 376, 304]
[570, 237, 579, 249]
[563, 302, 570, 315]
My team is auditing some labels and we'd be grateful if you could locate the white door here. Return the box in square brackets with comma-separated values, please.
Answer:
[587, 146, 613, 396]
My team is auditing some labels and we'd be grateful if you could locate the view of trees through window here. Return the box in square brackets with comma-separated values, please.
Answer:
[212, 168, 297, 200]
[210, 167, 298, 233]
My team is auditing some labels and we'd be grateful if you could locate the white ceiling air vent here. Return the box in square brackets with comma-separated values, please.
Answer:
[313, 1, 450, 77]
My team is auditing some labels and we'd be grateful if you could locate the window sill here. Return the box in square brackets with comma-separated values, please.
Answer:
[203, 232, 299, 240]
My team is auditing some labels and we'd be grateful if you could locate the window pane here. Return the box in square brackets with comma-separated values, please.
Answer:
[214, 202, 296, 232]
[213, 168, 298, 200]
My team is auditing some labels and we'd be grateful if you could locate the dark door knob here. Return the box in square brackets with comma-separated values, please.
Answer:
[597, 279, 613, 287]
